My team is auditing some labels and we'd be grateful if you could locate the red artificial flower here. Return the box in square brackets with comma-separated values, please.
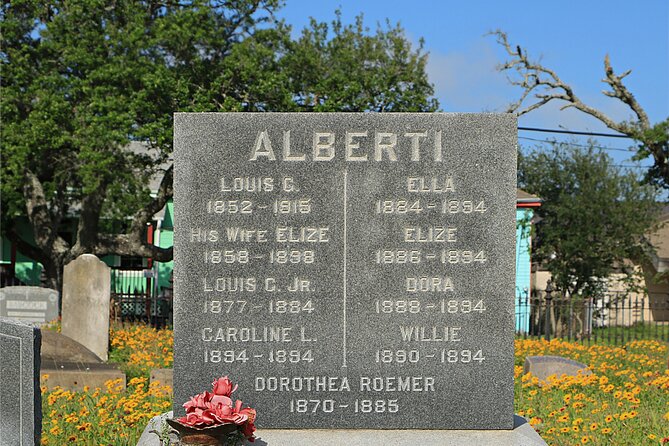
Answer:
[176, 375, 256, 442]
[212, 376, 237, 397]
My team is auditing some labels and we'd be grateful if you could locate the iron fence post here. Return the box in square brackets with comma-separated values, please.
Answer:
[544, 280, 554, 341]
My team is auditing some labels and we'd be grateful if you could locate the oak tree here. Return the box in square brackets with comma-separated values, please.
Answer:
[1, 1, 438, 291]
[518, 142, 660, 297]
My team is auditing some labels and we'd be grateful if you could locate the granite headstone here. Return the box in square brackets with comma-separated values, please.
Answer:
[0, 317, 42, 445]
[173, 113, 517, 429]
[0, 286, 59, 324]
[61, 254, 111, 362]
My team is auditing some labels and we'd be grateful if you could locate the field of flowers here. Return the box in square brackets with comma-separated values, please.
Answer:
[516, 338, 669, 445]
[41, 377, 172, 445]
[41, 324, 669, 445]
[41, 323, 174, 445]
[109, 324, 173, 379]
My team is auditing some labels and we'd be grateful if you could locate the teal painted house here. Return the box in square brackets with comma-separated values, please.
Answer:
[1, 220, 45, 285]
[515, 190, 542, 333]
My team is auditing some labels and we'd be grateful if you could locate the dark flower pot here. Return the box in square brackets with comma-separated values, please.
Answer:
[166, 419, 243, 446]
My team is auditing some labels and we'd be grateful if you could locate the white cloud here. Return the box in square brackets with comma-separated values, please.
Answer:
[425, 43, 644, 164]
[426, 40, 640, 134]
[426, 39, 513, 112]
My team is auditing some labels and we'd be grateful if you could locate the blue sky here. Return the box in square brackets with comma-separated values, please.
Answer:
[277, 0, 669, 168]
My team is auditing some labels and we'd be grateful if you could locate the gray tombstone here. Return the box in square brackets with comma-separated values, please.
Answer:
[0, 286, 59, 324]
[173, 113, 517, 430]
[61, 254, 111, 362]
[523, 356, 591, 382]
[0, 317, 41, 446]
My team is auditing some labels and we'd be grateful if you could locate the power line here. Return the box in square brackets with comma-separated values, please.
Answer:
[614, 165, 647, 169]
[517, 136, 651, 170]
[518, 126, 631, 139]
[518, 136, 633, 153]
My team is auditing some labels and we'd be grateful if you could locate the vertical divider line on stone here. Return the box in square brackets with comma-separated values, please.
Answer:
[20, 336, 24, 441]
[343, 168, 348, 369]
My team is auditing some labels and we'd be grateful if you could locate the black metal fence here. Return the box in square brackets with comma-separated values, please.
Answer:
[515, 289, 669, 344]
[110, 267, 172, 328]
[0, 265, 26, 287]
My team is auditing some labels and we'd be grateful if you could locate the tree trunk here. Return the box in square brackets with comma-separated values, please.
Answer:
[41, 256, 65, 312]
[14, 168, 173, 304]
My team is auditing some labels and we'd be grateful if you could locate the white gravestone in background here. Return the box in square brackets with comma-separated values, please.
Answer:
[61, 254, 110, 361]
[0, 286, 59, 324]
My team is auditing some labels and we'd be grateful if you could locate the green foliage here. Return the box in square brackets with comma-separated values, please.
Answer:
[1, 1, 438, 288]
[518, 142, 661, 297]
[2, 0, 178, 224]
[514, 338, 669, 446]
[284, 11, 439, 112]
[107, 348, 146, 381]
[631, 119, 669, 188]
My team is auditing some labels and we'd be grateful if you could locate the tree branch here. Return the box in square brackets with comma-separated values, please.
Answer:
[491, 31, 669, 188]
[96, 234, 174, 262]
[490, 30, 645, 135]
[71, 183, 107, 257]
[217, 0, 263, 58]
[95, 164, 174, 262]
[130, 164, 173, 235]
[602, 54, 650, 128]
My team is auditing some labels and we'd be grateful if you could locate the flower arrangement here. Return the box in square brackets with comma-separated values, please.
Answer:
[167, 376, 256, 445]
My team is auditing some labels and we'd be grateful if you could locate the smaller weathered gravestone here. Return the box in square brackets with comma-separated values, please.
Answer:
[150, 368, 173, 389]
[40, 329, 126, 393]
[523, 356, 591, 382]
[0, 286, 59, 324]
[62, 254, 111, 361]
[0, 317, 42, 445]
[40, 329, 103, 364]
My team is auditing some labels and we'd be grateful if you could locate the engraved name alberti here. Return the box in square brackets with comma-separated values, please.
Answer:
[249, 130, 445, 162]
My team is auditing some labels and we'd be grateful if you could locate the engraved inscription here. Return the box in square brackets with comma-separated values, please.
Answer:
[249, 130, 446, 162]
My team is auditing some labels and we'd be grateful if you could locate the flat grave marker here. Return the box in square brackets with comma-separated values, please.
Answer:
[524, 355, 592, 382]
[173, 113, 516, 429]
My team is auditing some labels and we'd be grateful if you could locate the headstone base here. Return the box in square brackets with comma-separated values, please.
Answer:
[137, 413, 546, 446]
